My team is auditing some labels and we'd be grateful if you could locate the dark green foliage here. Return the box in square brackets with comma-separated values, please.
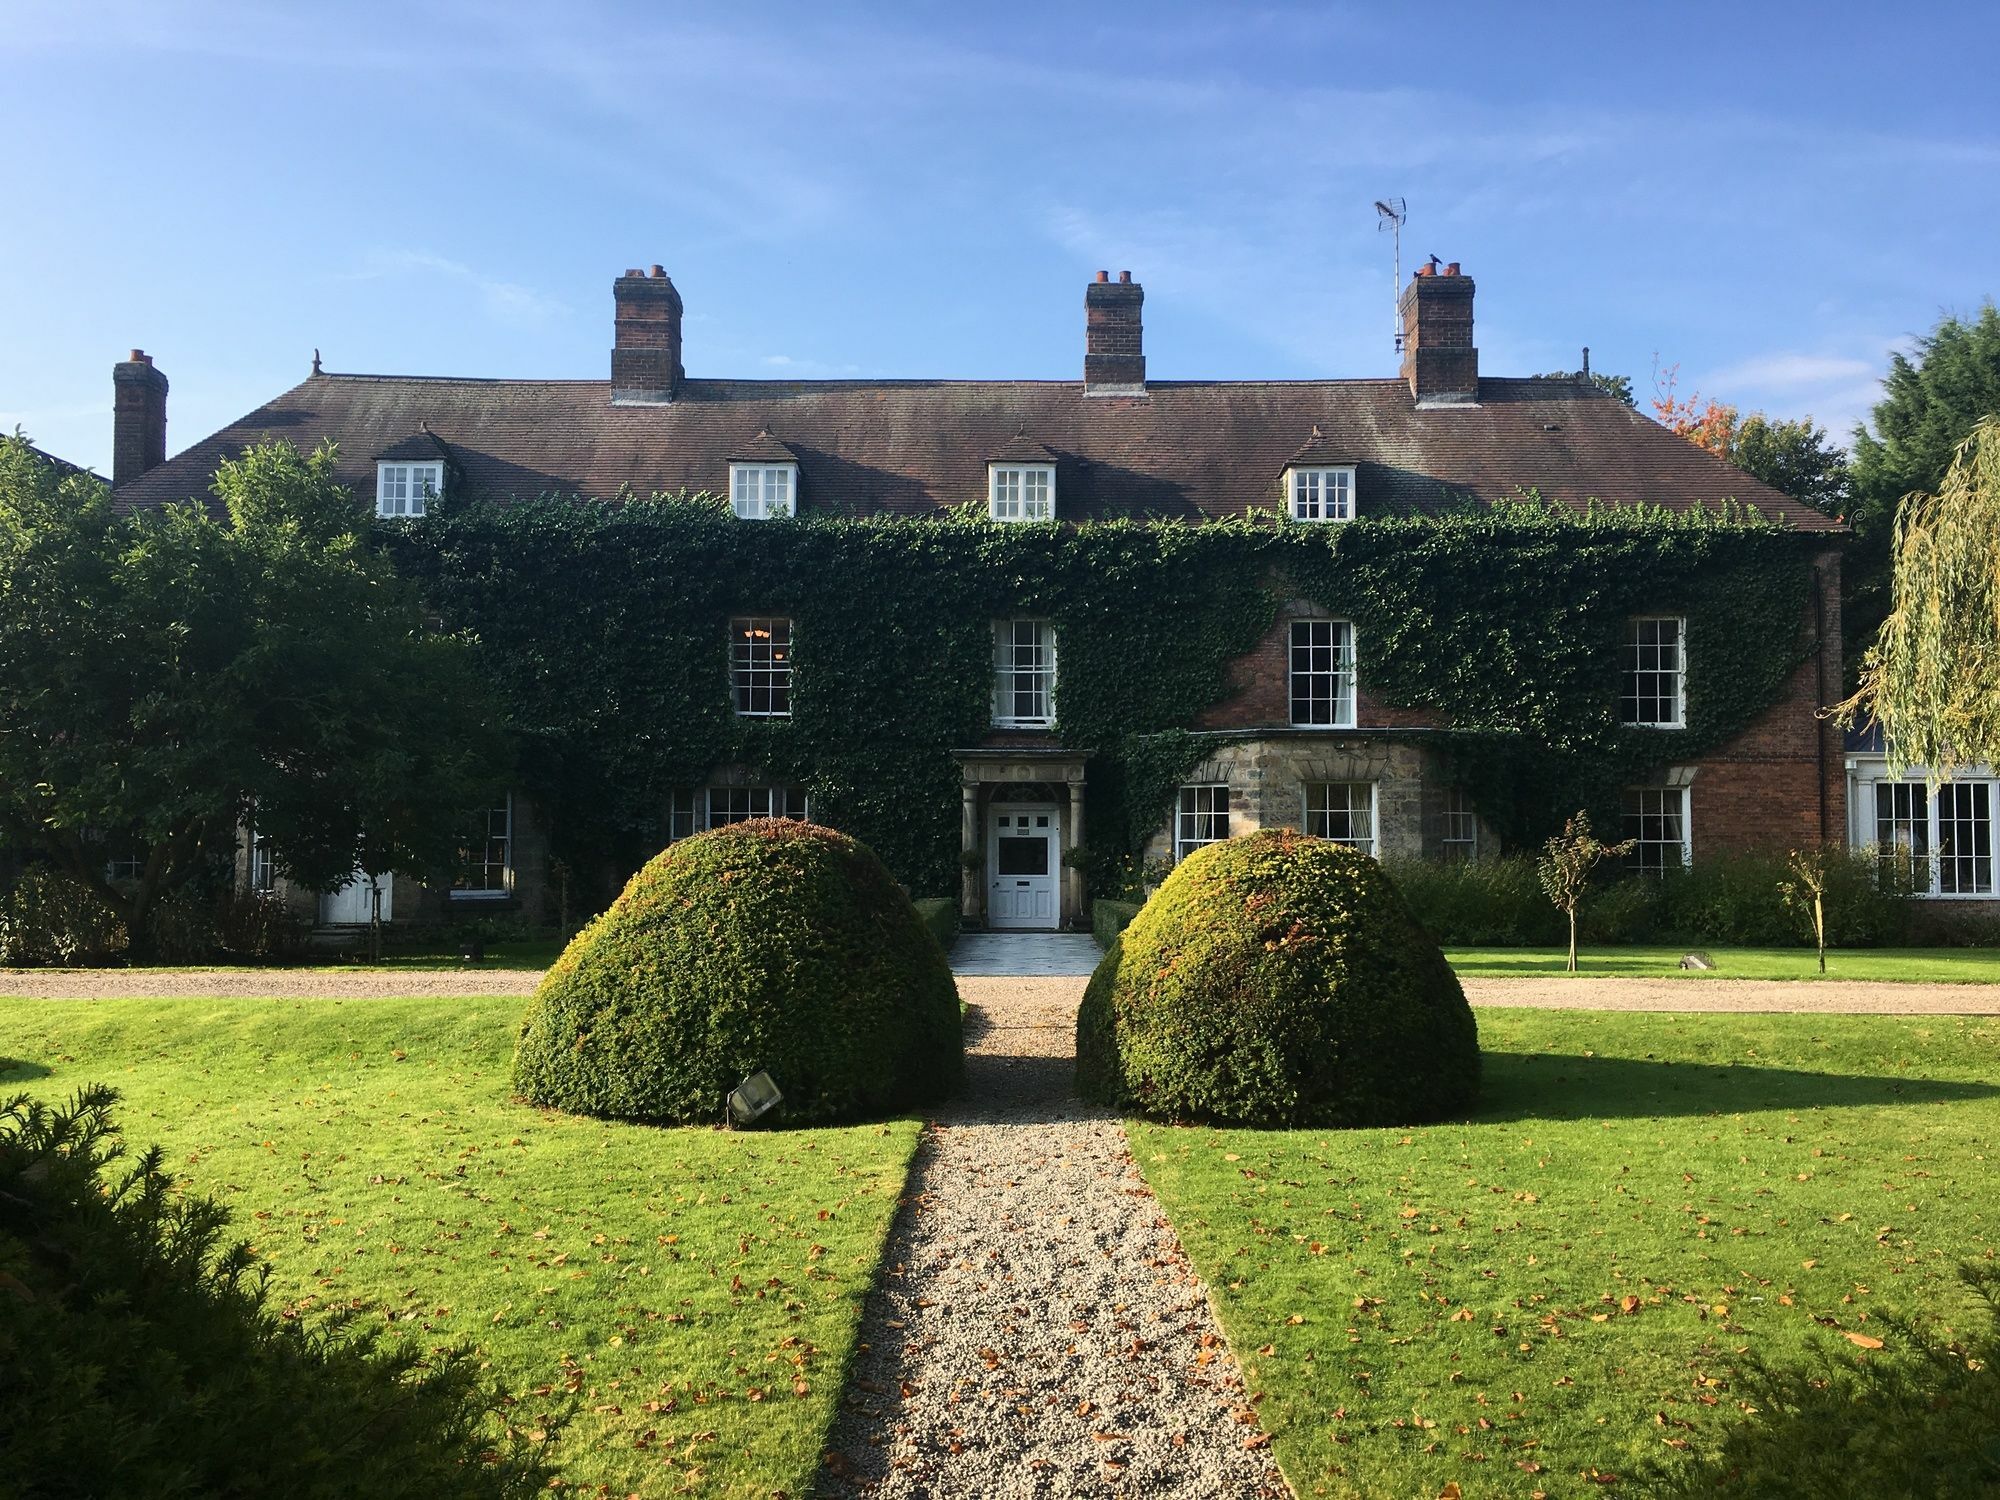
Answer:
[0, 1085, 552, 1499]
[1076, 829, 1479, 1127]
[398, 495, 1819, 902]
[1645, 1264, 2000, 1499]
[0, 435, 507, 952]
[514, 820, 961, 1124]
[1731, 411, 1852, 520]
[911, 896, 959, 953]
[0, 867, 126, 965]
[1384, 849, 1919, 948]
[1092, 897, 1142, 949]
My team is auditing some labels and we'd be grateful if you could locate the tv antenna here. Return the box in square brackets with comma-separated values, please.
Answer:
[1374, 197, 1408, 351]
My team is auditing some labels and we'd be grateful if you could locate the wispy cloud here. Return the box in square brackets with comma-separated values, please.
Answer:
[337, 250, 565, 326]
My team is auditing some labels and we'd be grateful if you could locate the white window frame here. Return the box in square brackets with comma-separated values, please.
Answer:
[1303, 781, 1376, 854]
[249, 827, 276, 893]
[729, 463, 797, 520]
[1866, 775, 1997, 899]
[704, 786, 810, 828]
[1621, 616, 1686, 729]
[1175, 784, 1230, 861]
[988, 464, 1055, 523]
[1287, 466, 1355, 523]
[452, 794, 514, 900]
[375, 461, 444, 519]
[730, 616, 793, 718]
[1439, 786, 1477, 861]
[992, 619, 1057, 727]
[1288, 618, 1357, 729]
[665, 788, 699, 844]
[1622, 785, 1691, 874]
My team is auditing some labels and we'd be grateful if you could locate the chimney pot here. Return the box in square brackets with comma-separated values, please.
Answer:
[1398, 261, 1478, 404]
[1095, 270, 1108, 283]
[1118, 270, 1131, 284]
[650, 264, 665, 277]
[611, 266, 685, 403]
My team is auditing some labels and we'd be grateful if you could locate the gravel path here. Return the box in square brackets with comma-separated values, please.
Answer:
[817, 976, 1287, 1499]
[1462, 975, 2000, 1013]
[0, 968, 544, 999]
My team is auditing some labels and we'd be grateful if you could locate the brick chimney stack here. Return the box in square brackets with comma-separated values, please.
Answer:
[611, 265, 683, 404]
[1084, 270, 1145, 395]
[1398, 261, 1478, 404]
[112, 350, 169, 485]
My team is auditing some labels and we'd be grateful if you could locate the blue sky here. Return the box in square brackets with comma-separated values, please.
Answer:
[5, 1, 1997, 475]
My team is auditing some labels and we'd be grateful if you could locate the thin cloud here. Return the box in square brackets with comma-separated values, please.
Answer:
[338, 250, 565, 326]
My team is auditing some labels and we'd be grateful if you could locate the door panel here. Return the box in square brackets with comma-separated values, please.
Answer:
[987, 806, 1060, 929]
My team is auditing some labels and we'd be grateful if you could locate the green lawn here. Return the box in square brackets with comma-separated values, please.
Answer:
[1133, 1012, 2000, 1498]
[1445, 945, 2000, 983]
[0, 997, 922, 1498]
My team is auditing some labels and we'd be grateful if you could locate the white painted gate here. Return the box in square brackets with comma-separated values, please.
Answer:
[987, 803, 1060, 929]
[320, 871, 393, 925]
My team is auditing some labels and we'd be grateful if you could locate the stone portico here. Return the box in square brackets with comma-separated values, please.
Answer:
[952, 747, 1091, 930]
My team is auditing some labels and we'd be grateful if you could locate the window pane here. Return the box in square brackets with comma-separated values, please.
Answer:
[1304, 782, 1374, 852]
[731, 616, 793, 716]
[1289, 619, 1355, 726]
[1621, 617, 1685, 727]
[1622, 787, 1687, 874]
[1175, 784, 1229, 860]
[1937, 782, 1993, 895]
[1440, 786, 1476, 860]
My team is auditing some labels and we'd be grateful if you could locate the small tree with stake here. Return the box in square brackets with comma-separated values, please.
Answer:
[1778, 846, 1834, 974]
[1536, 810, 1635, 973]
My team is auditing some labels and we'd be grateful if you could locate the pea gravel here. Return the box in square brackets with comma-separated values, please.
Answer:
[817, 977, 1288, 1498]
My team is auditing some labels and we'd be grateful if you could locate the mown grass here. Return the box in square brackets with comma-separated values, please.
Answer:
[0, 997, 922, 1498]
[1133, 1011, 2000, 1498]
[1445, 946, 2000, 983]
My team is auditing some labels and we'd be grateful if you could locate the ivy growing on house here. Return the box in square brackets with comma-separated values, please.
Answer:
[390, 494, 1824, 907]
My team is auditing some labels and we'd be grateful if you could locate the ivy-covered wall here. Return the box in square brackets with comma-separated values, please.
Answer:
[391, 497, 1827, 904]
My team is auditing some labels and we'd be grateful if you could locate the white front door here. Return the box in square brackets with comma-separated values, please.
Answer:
[321, 871, 394, 925]
[988, 803, 1060, 929]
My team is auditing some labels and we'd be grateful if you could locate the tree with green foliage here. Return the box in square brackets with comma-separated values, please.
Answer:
[1536, 810, 1635, 972]
[0, 435, 506, 954]
[1778, 845, 1835, 974]
[1847, 303, 2000, 655]
[1535, 368, 1636, 407]
[1651, 367, 1853, 520]
[1839, 418, 2000, 777]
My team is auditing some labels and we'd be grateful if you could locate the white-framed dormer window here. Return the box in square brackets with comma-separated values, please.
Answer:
[1289, 618, 1357, 728]
[730, 463, 796, 520]
[1621, 616, 1686, 728]
[989, 464, 1055, 522]
[1175, 784, 1230, 861]
[1622, 786, 1691, 874]
[452, 794, 514, 899]
[376, 461, 443, 519]
[1304, 781, 1376, 854]
[993, 619, 1056, 727]
[1288, 466, 1355, 523]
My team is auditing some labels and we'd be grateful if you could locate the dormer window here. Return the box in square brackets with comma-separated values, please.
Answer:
[731, 463, 796, 519]
[376, 461, 443, 518]
[1287, 466, 1355, 523]
[989, 466, 1054, 522]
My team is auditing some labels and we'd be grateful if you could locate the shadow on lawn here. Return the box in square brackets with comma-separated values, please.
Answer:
[1473, 1050, 1998, 1121]
[0, 1058, 51, 1083]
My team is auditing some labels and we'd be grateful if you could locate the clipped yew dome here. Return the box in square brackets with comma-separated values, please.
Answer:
[1077, 828, 1479, 1127]
[514, 819, 962, 1124]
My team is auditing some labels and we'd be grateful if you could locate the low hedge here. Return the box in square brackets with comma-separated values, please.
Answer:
[1092, 898, 1142, 951]
[514, 820, 962, 1125]
[911, 897, 959, 953]
[1078, 830, 1479, 1128]
[0, 1085, 549, 1498]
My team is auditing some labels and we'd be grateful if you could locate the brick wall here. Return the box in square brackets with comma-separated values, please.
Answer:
[1196, 599, 1447, 731]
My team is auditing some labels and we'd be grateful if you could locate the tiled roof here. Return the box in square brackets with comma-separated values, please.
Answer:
[374, 428, 453, 463]
[113, 371, 1841, 530]
[725, 428, 801, 464]
[1285, 425, 1355, 467]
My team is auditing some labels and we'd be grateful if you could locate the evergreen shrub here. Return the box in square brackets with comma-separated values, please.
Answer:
[514, 819, 962, 1124]
[0, 868, 126, 966]
[911, 897, 959, 953]
[1077, 830, 1479, 1127]
[0, 1086, 550, 1499]
[1092, 897, 1142, 950]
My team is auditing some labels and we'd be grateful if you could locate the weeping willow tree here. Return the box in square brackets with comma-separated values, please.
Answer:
[1838, 416, 2000, 773]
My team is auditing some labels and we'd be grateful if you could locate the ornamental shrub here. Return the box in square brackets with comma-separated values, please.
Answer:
[1077, 829, 1479, 1128]
[0, 1085, 552, 1499]
[0, 867, 127, 966]
[513, 820, 961, 1124]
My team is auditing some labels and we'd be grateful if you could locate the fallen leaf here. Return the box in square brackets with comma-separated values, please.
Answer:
[1842, 1331, 1884, 1350]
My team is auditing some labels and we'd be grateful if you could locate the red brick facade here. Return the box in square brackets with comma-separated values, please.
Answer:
[1195, 599, 1446, 732]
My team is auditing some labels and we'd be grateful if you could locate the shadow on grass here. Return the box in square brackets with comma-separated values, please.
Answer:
[1643, 1265, 2000, 1497]
[0, 1059, 51, 1082]
[1473, 1050, 1998, 1122]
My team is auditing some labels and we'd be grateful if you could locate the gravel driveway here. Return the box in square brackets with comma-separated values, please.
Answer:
[817, 976, 1287, 1499]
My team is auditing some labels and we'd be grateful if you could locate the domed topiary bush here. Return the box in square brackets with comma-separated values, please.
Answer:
[514, 819, 962, 1124]
[1076, 828, 1478, 1127]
